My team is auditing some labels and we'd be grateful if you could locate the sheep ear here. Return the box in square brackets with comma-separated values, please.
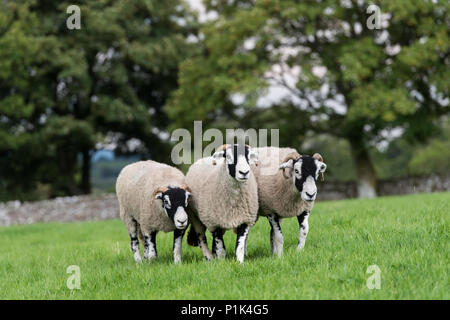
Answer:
[279, 159, 294, 179]
[248, 150, 259, 165]
[318, 162, 327, 173]
[318, 162, 326, 181]
[279, 159, 294, 170]
[212, 150, 225, 161]
[313, 153, 326, 181]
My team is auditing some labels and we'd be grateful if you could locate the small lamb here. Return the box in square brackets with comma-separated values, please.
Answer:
[252, 147, 327, 256]
[185, 144, 259, 263]
[116, 160, 191, 264]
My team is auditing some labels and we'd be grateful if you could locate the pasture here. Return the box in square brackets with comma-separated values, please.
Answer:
[0, 192, 448, 299]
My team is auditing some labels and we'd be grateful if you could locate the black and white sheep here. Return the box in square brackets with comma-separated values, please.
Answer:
[185, 144, 259, 263]
[252, 147, 327, 256]
[116, 160, 191, 263]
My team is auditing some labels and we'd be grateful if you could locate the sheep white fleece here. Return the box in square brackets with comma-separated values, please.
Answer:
[251, 147, 314, 218]
[116, 160, 186, 234]
[186, 157, 259, 231]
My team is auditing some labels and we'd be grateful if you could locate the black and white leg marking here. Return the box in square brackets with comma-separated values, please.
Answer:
[297, 211, 310, 251]
[212, 228, 226, 259]
[198, 232, 213, 261]
[267, 214, 283, 257]
[235, 223, 250, 263]
[173, 229, 185, 264]
[127, 217, 142, 263]
[144, 231, 158, 261]
[190, 215, 213, 261]
[130, 233, 142, 263]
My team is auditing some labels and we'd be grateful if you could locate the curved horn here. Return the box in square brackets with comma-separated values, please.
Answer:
[216, 144, 230, 151]
[313, 153, 325, 181]
[152, 186, 168, 198]
[312, 153, 323, 162]
[279, 152, 301, 179]
[282, 152, 301, 163]
[180, 183, 192, 193]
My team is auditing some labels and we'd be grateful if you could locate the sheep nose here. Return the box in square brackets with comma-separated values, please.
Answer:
[177, 219, 187, 224]
[306, 192, 316, 198]
[239, 170, 249, 176]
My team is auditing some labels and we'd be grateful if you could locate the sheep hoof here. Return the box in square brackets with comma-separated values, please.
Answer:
[144, 256, 157, 262]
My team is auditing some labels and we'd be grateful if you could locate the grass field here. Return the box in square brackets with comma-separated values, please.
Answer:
[0, 192, 448, 299]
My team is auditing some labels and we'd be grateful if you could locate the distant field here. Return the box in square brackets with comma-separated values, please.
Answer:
[0, 192, 448, 299]
[90, 156, 139, 193]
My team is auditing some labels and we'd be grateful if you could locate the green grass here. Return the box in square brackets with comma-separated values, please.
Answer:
[0, 192, 448, 299]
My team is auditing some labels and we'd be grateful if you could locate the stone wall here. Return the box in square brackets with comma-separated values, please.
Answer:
[318, 173, 450, 201]
[0, 194, 119, 227]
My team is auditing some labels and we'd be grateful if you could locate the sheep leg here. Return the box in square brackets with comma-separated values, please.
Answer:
[297, 211, 310, 251]
[143, 231, 158, 261]
[235, 224, 249, 263]
[212, 228, 226, 259]
[124, 215, 142, 263]
[190, 214, 214, 261]
[198, 233, 213, 261]
[173, 229, 185, 264]
[267, 214, 283, 257]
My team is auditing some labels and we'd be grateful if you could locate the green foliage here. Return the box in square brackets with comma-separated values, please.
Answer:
[372, 117, 450, 179]
[167, 0, 449, 190]
[301, 134, 356, 182]
[409, 139, 450, 176]
[0, 0, 198, 199]
[0, 193, 448, 299]
[408, 118, 450, 176]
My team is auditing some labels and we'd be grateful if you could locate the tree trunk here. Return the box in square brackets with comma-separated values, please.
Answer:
[348, 137, 377, 198]
[80, 148, 91, 194]
[55, 147, 80, 196]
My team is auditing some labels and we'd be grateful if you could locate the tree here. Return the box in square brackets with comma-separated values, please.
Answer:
[167, 0, 449, 197]
[0, 0, 198, 199]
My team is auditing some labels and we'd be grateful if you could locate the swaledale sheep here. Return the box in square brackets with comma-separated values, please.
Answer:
[116, 160, 191, 264]
[251, 147, 327, 256]
[186, 144, 259, 263]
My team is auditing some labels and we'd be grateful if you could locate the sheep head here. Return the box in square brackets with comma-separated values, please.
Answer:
[212, 144, 258, 182]
[279, 151, 327, 202]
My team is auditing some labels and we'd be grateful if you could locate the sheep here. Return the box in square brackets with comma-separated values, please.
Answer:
[251, 146, 327, 256]
[185, 144, 259, 263]
[116, 160, 191, 264]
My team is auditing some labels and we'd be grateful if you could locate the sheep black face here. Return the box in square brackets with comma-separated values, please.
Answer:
[213, 144, 258, 182]
[279, 153, 327, 202]
[154, 186, 191, 229]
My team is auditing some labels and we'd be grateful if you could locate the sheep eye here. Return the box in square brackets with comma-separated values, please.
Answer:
[295, 169, 299, 174]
